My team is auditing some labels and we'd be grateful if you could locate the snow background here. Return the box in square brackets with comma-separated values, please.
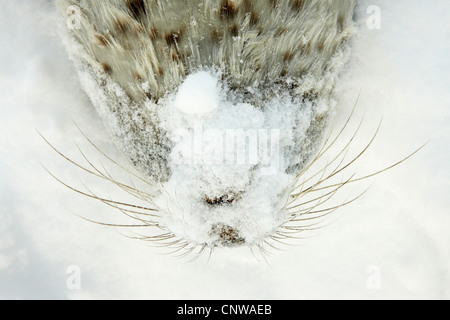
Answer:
[0, 0, 449, 299]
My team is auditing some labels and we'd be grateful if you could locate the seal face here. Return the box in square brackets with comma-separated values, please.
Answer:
[55, 0, 358, 251]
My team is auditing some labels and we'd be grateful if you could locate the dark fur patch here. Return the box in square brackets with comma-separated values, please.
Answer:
[274, 27, 287, 37]
[283, 50, 294, 62]
[211, 29, 224, 41]
[94, 34, 109, 47]
[249, 11, 259, 26]
[145, 91, 152, 98]
[269, 0, 278, 9]
[219, 0, 237, 20]
[337, 14, 346, 31]
[257, 26, 264, 36]
[291, 0, 305, 12]
[101, 63, 112, 74]
[230, 24, 239, 37]
[133, 24, 144, 34]
[126, 0, 146, 22]
[317, 39, 326, 52]
[301, 41, 312, 54]
[165, 30, 183, 47]
[115, 18, 130, 34]
[302, 89, 318, 102]
[165, 32, 177, 47]
[149, 27, 160, 41]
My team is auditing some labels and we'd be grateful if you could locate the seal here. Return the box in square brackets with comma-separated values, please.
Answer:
[51, 0, 421, 258]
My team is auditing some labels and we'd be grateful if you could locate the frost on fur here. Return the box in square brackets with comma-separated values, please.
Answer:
[53, 0, 365, 254]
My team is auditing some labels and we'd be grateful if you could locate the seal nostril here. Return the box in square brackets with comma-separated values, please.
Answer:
[204, 192, 240, 206]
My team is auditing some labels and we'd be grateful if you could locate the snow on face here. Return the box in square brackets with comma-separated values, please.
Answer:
[155, 71, 317, 247]
[174, 71, 219, 115]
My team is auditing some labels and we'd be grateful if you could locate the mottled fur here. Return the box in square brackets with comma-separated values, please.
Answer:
[57, 0, 355, 101]
[56, 0, 355, 182]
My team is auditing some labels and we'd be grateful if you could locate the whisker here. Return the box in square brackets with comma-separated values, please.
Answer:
[290, 96, 363, 196]
[289, 113, 364, 201]
[292, 94, 360, 183]
[69, 210, 156, 228]
[71, 119, 158, 188]
[294, 118, 382, 203]
[75, 142, 155, 199]
[288, 174, 356, 212]
[42, 165, 158, 212]
[301, 186, 371, 216]
[78, 178, 159, 220]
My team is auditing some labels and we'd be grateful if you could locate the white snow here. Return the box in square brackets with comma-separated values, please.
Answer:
[174, 71, 219, 115]
[0, 0, 449, 300]
[156, 71, 319, 247]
